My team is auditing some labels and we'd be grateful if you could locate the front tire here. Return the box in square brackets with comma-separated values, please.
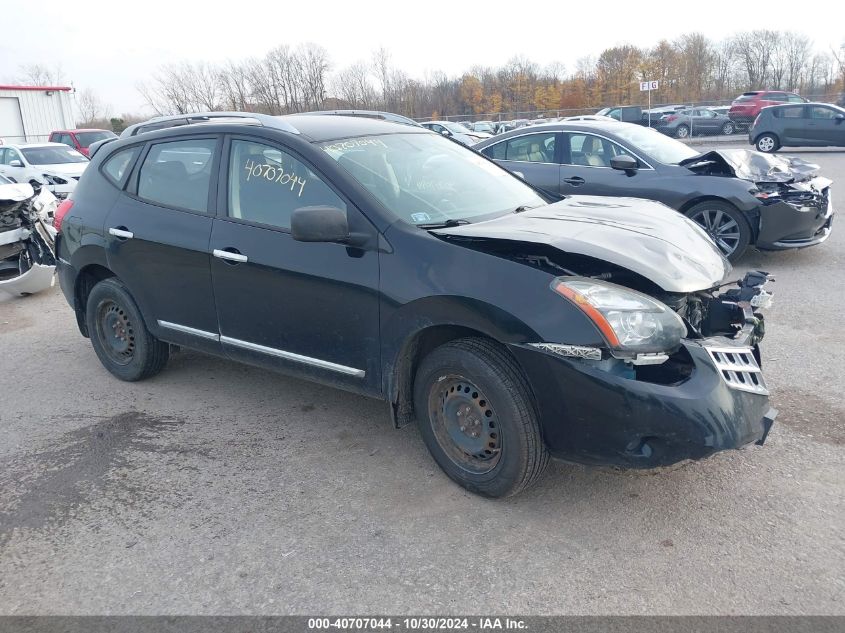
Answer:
[685, 200, 752, 262]
[413, 338, 549, 498]
[85, 278, 169, 381]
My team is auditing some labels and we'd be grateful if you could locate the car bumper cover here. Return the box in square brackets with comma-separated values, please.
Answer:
[510, 340, 776, 469]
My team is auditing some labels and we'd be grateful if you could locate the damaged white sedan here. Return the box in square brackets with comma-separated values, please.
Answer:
[0, 176, 57, 297]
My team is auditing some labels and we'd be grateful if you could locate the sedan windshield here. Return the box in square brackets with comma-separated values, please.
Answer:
[21, 146, 88, 165]
[320, 134, 546, 225]
[611, 126, 699, 165]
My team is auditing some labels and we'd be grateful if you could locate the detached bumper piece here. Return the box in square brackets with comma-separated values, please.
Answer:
[0, 183, 57, 297]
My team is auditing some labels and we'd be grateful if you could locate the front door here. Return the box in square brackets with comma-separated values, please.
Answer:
[210, 136, 381, 395]
[0, 147, 27, 183]
[103, 135, 221, 353]
[805, 105, 845, 145]
[558, 132, 648, 196]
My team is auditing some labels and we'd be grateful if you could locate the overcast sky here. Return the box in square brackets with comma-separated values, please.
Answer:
[2, 0, 842, 117]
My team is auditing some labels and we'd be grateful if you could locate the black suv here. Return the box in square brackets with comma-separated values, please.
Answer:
[55, 114, 777, 497]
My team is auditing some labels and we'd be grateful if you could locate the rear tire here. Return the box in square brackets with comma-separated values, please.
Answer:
[755, 134, 779, 153]
[413, 338, 549, 498]
[85, 278, 169, 381]
[685, 200, 752, 262]
[675, 124, 690, 139]
[721, 121, 735, 135]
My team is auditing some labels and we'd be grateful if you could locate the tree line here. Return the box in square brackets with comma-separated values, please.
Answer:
[17, 30, 845, 129]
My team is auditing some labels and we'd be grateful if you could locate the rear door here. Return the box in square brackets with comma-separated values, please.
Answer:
[209, 135, 381, 394]
[103, 135, 221, 353]
[481, 131, 560, 195]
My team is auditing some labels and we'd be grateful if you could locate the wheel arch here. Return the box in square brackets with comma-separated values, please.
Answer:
[383, 298, 540, 430]
[73, 263, 117, 337]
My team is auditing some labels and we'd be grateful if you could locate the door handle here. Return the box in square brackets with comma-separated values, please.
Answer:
[108, 227, 134, 240]
[563, 176, 585, 186]
[213, 248, 248, 264]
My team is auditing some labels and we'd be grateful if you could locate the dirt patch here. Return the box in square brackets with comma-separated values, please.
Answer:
[0, 411, 183, 543]
[773, 388, 845, 446]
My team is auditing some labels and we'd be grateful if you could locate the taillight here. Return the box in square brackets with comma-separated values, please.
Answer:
[666, 115, 677, 122]
[54, 199, 74, 232]
[751, 114, 761, 129]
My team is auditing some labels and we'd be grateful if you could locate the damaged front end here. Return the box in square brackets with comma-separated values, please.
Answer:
[0, 183, 58, 297]
[681, 149, 834, 249]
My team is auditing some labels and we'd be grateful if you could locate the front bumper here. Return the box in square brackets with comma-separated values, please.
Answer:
[756, 186, 834, 250]
[510, 339, 776, 468]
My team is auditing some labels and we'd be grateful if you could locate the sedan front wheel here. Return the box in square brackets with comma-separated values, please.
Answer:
[685, 201, 751, 262]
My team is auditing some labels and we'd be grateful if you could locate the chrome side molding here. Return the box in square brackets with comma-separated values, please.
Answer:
[157, 320, 220, 341]
[221, 335, 365, 377]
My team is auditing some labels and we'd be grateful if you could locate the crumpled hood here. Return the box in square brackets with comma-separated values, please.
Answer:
[432, 196, 731, 293]
[680, 149, 820, 183]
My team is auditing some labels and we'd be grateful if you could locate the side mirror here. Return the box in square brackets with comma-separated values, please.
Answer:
[835, 113, 845, 122]
[513, 171, 526, 180]
[9, 159, 23, 167]
[291, 206, 350, 243]
[440, 129, 452, 137]
[610, 155, 639, 174]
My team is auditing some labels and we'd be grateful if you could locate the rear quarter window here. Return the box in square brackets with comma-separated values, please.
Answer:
[774, 106, 805, 119]
[101, 146, 141, 187]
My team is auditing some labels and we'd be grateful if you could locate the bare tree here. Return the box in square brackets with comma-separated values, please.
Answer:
[17, 63, 64, 86]
[300, 43, 330, 110]
[332, 61, 376, 108]
[75, 88, 109, 125]
[218, 60, 253, 111]
[733, 30, 779, 89]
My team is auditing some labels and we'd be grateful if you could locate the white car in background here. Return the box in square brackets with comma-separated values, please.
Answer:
[421, 121, 492, 145]
[0, 142, 89, 198]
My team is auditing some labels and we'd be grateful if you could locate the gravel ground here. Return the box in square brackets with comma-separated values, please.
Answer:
[0, 147, 843, 615]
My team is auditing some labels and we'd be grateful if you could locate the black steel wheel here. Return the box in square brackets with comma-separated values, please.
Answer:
[86, 278, 169, 381]
[685, 200, 751, 262]
[413, 338, 548, 497]
[427, 375, 502, 475]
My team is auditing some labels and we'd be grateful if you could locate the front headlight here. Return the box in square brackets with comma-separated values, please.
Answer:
[43, 174, 68, 185]
[551, 278, 686, 354]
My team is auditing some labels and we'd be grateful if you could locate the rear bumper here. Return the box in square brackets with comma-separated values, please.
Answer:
[510, 340, 775, 469]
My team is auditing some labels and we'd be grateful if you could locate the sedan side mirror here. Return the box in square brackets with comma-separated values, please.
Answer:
[835, 113, 845, 123]
[9, 159, 23, 167]
[440, 129, 452, 137]
[610, 154, 639, 174]
[291, 206, 349, 243]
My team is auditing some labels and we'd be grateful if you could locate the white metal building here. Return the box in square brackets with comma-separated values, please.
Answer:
[0, 85, 75, 144]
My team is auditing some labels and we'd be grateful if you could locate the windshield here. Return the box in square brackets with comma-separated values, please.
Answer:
[21, 146, 88, 165]
[441, 121, 469, 134]
[75, 131, 116, 147]
[611, 126, 699, 165]
[320, 133, 546, 225]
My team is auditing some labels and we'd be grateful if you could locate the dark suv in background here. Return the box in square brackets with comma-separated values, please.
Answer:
[729, 91, 807, 130]
[749, 102, 845, 152]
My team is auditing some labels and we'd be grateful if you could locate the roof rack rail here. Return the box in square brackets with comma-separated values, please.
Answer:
[121, 111, 300, 139]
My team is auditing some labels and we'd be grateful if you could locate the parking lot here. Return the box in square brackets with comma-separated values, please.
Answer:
[0, 144, 843, 615]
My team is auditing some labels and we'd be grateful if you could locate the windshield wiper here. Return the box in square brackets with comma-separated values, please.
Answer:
[513, 205, 537, 213]
[417, 219, 471, 229]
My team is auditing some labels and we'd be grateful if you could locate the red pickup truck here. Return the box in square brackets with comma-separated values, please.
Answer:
[48, 129, 117, 157]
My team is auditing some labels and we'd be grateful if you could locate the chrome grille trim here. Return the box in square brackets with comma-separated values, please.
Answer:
[705, 346, 768, 396]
